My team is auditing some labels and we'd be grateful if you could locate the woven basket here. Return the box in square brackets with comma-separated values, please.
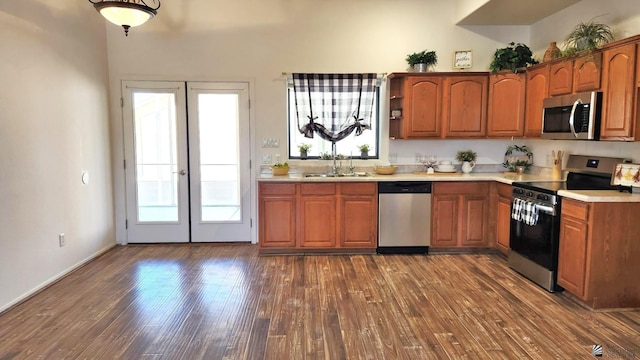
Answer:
[271, 166, 290, 175]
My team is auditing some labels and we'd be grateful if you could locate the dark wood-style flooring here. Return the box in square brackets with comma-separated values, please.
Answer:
[0, 244, 638, 359]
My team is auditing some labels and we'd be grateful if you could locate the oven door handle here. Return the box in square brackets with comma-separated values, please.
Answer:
[569, 98, 582, 138]
[535, 203, 556, 215]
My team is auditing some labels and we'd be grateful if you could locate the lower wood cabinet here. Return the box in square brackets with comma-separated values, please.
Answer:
[431, 182, 491, 249]
[259, 182, 377, 253]
[494, 182, 512, 255]
[557, 198, 640, 309]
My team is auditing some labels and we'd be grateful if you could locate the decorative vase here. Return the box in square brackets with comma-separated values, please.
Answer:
[543, 42, 561, 62]
[461, 161, 475, 174]
[300, 150, 307, 160]
[361, 151, 368, 159]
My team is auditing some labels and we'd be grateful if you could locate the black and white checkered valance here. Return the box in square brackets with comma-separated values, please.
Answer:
[292, 73, 377, 143]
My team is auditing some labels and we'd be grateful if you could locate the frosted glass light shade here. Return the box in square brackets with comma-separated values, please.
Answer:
[94, 2, 156, 27]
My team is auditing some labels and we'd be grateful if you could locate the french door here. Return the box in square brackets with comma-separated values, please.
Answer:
[122, 80, 251, 243]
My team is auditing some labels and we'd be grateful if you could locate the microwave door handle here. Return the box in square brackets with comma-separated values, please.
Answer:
[569, 98, 582, 138]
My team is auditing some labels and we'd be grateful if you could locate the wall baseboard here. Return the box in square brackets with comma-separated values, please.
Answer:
[0, 243, 118, 315]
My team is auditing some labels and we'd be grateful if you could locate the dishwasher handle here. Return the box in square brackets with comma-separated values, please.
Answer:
[378, 181, 432, 194]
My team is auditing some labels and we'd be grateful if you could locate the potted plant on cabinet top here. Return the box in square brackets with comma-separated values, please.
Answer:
[456, 149, 477, 173]
[563, 17, 614, 56]
[358, 144, 370, 159]
[298, 143, 311, 159]
[489, 42, 538, 73]
[406, 50, 437, 72]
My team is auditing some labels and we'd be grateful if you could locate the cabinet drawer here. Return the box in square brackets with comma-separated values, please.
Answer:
[433, 181, 490, 195]
[260, 183, 296, 195]
[300, 183, 336, 195]
[562, 199, 589, 221]
[340, 182, 376, 195]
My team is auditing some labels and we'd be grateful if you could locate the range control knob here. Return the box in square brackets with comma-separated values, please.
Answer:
[526, 191, 534, 197]
[537, 194, 549, 201]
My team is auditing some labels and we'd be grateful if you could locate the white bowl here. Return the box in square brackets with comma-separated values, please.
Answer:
[436, 165, 455, 171]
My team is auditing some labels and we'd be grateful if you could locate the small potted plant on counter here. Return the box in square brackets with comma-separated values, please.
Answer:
[358, 144, 370, 159]
[406, 50, 437, 72]
[456, 149, 477, 173]
[503, 145, 533, 173]
[298, 143, 311, 159]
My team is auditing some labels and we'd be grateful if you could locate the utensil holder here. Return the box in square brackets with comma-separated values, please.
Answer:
[551, 163, 562, 180]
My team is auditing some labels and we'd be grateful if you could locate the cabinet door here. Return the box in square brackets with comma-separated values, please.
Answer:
[460, 195, 489, 247]
[339, 195, 377, 248]
[573, 53, 602, 92]
[299, 196, 337, 248]
[524, 65, 550, 137]
[487, 73, 525, 137]
[600, 43, 637, 140]
[431, 194, 458, 247]
[443, 75, 488, 137]
[259, 184, 296, 248]
[495, 195, 511, 255]
[405, 76, 442, 138]
[549, 60, 574, 96]
[389, 75, 405, 139]
[557, 216, 589, 299]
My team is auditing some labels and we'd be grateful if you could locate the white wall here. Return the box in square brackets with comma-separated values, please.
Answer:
[526, 0, 640, 165]
[0, 2, 115, 312]
[105, 0, 529, 243]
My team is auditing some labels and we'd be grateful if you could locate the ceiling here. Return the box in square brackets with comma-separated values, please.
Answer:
[456, 0, 582, 25]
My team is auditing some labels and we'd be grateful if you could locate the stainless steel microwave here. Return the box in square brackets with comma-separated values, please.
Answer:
[541, 91, 602, 140]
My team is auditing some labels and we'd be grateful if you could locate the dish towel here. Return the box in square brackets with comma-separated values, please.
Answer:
[511, 198, 524, 221]
[521, 201, 539, 226]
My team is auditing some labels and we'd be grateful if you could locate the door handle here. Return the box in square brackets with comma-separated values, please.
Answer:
[569, 98, 582, 138]
[173, 170, 188, 175]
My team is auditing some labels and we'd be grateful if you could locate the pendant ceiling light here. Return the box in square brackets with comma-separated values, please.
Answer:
[88, 0, 161, 36]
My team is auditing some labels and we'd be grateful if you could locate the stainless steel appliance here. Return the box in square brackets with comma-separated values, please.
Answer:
[378, 181, 431, 254]
[542, 91, 602, 140]
[509, 155, 626, 292]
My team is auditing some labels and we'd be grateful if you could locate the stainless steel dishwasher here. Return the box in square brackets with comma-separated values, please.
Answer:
[377, 181, 432, 254]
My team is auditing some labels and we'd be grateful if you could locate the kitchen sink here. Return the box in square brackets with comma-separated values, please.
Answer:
[303, 172, 370, 178]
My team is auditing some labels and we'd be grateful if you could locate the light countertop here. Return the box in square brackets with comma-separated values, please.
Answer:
[258, 171, 640, 203]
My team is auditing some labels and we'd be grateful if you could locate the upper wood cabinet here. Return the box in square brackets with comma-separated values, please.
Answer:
[549, 60, 574, 96]
[387, 72, 487, 139]
[405, 76, 443, 138]
[487, 72, 525, 137]
[524, 64, 549, 138]
[573, 52, 602, 92]
[600, 42, 637, 140]
[443, 75, 488, 138]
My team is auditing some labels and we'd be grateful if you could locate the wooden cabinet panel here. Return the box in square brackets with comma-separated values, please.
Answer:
[299, 196, 337, 248]
[487, 73, 525, 137]
[432, 182, 490, 248]
[558, 215, 589, 298]
[600, 43, 637, 140]
[549, 60, 574, 96]
[340, 182, 376, 195]
[431, 195, 458, 247]
[460, 196, 489, 246]
[340, 195, 377, 248]
[300, 183, 336, 195]
[495, 192, 511, 255]
[443, 75, 488, 137]
[524, 65, 549, 138]
[573, 53, 602, 92]
[259, 183, 297, 249]
[405, 76, 442, 138]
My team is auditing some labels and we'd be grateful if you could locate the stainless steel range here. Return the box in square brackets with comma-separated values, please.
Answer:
[508, 155, 627, 292]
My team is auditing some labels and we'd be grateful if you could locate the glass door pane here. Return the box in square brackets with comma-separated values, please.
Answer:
[133, 92, 179, 222]
[198, 93, 241, 222]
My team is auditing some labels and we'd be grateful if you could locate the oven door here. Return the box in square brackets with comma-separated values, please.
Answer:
[510, 199, 560, 271]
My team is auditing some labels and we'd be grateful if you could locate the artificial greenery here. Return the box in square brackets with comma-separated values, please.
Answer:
[503, 145, 533, 172]
[489, 42, 538, 73]
[358, 144, 370, 152]
[320, 152, 332, 160]
[273, 162, 289, 168]
[456, 150, 477, 162]
[298, 143, 312, 152]
[565, 18, 613, 53]
[406, 50, 438, 66]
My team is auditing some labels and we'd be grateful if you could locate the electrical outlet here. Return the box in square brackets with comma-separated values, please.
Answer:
[262, 154, 272, 163]
[272, 138, 279, 147]
[59, 233, 65, 247]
